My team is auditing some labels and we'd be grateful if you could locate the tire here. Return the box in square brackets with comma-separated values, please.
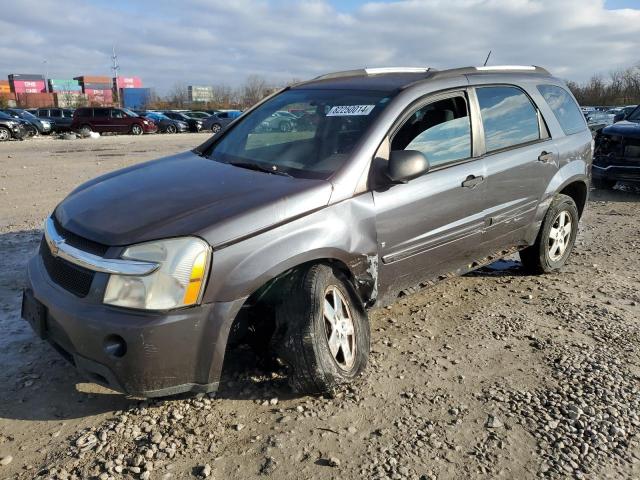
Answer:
[25, 125, 37, 137]
[279, 121, 292, 133]
[211, 123, 222, 133]
[274, 264, 370, 394]
[131, 124, 143, 136]
[79, 124, 92, 136]
[0, 127, 10, 141]
[592, 177, 616, 190]
[520, 194, 579, 274]
[165, 124, 177, 134]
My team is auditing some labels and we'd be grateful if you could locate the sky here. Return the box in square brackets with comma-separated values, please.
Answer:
[1, 0, 639, 94]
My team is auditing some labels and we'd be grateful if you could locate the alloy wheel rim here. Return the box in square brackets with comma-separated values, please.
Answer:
[548, 210, 572, 262]
[212, 124, 221, 132]
[0, 129, 8, 141]
[323, 285, 356, 370]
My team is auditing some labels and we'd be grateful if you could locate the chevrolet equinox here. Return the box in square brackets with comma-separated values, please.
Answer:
[22, 66, 591, 397]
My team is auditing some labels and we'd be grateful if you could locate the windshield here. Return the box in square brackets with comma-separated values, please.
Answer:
[122, 108, 138, 117]
[14, 110, 37, 120]
[206, 88, 392, 179]
[0, 112, 14, 120]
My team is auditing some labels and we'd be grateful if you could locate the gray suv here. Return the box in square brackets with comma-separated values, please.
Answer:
[22, 66, 591, 397]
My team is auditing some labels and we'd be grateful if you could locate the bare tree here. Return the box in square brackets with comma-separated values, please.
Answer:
[241, 75, 269, 108]
[167, 83, 189, 108]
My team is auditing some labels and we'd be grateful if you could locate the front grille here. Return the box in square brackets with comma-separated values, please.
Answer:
[53, 216, 109, 256]
[40, 239, 95, 297]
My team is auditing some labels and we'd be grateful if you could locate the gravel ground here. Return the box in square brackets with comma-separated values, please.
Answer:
[0, 134, 638, 480]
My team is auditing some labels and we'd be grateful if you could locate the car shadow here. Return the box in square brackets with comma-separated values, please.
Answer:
[590, 183, 640, 203]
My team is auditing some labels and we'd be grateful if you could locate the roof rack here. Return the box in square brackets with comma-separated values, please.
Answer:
[474, 65, 549, 74]
[313, 67, 433, 81]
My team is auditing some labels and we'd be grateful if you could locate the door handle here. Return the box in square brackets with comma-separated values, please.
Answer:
[538, 151, 555, 163]
[461, 174, 485, 188]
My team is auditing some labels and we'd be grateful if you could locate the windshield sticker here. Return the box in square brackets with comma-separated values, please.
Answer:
[326, 105, 375, 116]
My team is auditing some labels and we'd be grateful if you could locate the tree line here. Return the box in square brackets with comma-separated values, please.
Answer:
[566, 63, 640, 106]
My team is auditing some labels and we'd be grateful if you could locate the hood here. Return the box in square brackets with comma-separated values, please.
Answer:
[55, 151, 332, 247]
[601, 121, 640, 140]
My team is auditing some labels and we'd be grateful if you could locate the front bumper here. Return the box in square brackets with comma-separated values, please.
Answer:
[24, 251, 245, 397]
[592, 163, 640, 183]
[142, 123, 158, 134]
[10, 124, 26, 139]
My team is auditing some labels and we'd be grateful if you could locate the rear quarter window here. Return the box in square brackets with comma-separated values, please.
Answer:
[537, 84, 586, 135]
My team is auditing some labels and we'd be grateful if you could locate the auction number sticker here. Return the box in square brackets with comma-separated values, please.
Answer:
[326, 105, 375, 116]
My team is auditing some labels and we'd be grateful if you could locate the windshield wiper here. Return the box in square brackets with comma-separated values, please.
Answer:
[227, 160, 292, 177]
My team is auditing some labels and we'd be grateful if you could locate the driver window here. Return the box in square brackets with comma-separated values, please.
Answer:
[391, 95, 471, 168]
[111, 109, 125, 118]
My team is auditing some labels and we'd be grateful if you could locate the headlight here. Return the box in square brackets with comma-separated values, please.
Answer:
[6, 121, 17, 127]
[104, 237, 211, 310]
[142, 120, 149, 125]
[41, 120, 50, 126]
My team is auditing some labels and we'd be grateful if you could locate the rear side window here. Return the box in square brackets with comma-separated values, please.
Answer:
[476, 86, 540, 152]
[49, 109, 62, 118]
[537, 85, 586, 135]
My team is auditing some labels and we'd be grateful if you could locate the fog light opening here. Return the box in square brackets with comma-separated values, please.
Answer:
[103, 335, 127, 358]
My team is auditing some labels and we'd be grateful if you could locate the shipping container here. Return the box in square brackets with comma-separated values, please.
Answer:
[16, 93, 55, 108]
[11, 80, 47, 94]
[82, 82, 113, 91]
[1, 92, 17, 108]
[121, 88, 151, 109]
[9, 73, 45, 81]
[74, 75, 111, 83]
[48, 79, 82, 92]
[54, 92, 87, 108]
[86, 89, 114, 106]
[114, 76, 143, 89]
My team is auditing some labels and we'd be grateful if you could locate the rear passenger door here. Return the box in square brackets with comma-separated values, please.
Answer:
[374, 91, 489, 298]
[92, 108, 110, 132]
[472, 85, 558, 252]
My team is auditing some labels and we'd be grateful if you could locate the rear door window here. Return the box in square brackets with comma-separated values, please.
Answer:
[49, 109, 62, 118]
[537, 85, 586, 135]
[476, 86, 540, 152]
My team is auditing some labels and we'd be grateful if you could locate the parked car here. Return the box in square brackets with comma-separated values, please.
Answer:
[202, 110, 242, 133]
[1, 108, 52, 135]
[613, 105, 638, 123]
[22, 66, 591, 398]
[162, 111, 203, 132]
[593, 105, 640, 189]
[257, 110, 298, 132]
[31, 108, 75, 132]
[139, 111, 189, 133]
[185, 111, 211, 119]
[0, 111, 28, 141]
[71, 107, 158, 135]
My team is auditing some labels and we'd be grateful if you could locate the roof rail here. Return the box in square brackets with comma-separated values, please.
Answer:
[474, 65, 550, 74]
[313, 67, 433, 81]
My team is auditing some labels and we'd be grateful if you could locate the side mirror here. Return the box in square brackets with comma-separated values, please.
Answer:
[387, 150, 430, 183]
[613, 113, 624, 123]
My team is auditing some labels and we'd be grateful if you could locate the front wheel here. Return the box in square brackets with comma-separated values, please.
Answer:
[25, 125, 37, 137]
[279, 121, 292, 132]
[274, 264, 370, 394]
[520, 194, 579, 274]
[211, 123, 222, 133]
[131, 124, 143, 135]
[165, 124, 177, 134]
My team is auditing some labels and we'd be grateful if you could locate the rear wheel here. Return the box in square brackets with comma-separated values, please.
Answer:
[165, 124, 177, 134]
[131, 124, 143, 135]
[0, 127, 10, 141]
[274, 264, 370, 394]
[79, 124, 92, 136]
[211, 123, 222, 133]
[592, 177, 616, 190]
[520, 194, 579, 274]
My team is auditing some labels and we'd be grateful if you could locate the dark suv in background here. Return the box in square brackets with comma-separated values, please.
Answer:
[71, 107, 158, 135]
[31, 108, 75, 132]
[23, 66, 591, 398]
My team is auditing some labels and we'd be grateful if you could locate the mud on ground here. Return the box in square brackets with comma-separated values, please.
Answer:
[0, 134, 638, 480]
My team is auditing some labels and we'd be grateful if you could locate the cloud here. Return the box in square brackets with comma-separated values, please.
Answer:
[0, 0, 638, 93]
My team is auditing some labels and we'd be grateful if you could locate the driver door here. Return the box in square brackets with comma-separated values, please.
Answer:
[373, 91, 489, 300]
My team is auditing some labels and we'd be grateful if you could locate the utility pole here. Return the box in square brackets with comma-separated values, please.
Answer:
[111, 46, 120, 106]
[43, 59, 49, 93]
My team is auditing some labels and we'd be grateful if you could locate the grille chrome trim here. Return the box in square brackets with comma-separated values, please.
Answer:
[44, 217, 159, 276]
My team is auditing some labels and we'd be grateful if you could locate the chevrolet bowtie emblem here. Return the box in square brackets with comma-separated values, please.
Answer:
[49, 238, 63, 257]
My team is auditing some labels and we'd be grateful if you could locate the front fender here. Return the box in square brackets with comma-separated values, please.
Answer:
[203, 194, 379, 304]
